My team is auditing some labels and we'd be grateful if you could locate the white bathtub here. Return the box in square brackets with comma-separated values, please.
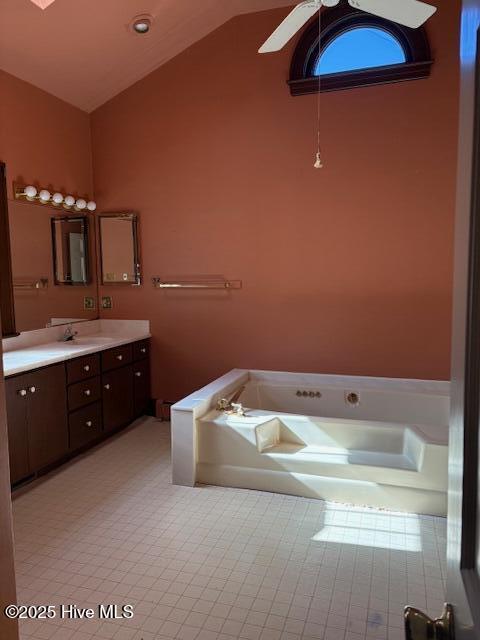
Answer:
[171, 369, 450, 515]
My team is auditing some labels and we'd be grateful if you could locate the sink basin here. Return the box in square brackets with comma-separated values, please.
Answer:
[72, 336, 116, 345]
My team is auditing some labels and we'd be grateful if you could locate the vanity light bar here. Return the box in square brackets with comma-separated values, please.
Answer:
[14, 183, 96, 212]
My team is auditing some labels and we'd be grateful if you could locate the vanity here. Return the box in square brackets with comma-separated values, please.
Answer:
[0, 162, 151, 489]
[3, 322, 151, 487]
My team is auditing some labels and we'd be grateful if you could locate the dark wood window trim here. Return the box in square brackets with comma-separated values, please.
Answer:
[288, 5, 433, 96]
[0, 162, 17, 338]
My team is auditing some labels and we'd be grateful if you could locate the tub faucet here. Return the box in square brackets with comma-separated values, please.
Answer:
[216, 386, 246, 416]
[60, 324, 77, 342]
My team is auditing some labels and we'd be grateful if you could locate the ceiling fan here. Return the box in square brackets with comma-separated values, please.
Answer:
[258, 0, 437, 53]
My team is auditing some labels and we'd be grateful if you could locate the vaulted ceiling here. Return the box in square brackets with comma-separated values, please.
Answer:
[0, 0, 292, 113]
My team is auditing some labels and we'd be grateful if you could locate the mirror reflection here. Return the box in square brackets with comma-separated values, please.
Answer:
[9, 201, 98, 332]
[99, 214, 140, 285]
[52, 217, 90, 285]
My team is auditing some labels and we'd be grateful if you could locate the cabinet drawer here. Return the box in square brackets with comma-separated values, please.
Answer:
[101, 344, 133, 371]
[68, 377, 101, 411]
[133, 340, 150, 361]
[69, 402, 102, 450]
[67, 354, 100, 384]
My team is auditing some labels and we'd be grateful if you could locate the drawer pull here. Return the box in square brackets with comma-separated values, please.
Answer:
[141, 348, 146, 354]
[84, 365, 90, 372]
[29, 386, 36, 394]
[104, 384, 111, 390]
[18, 389, 27, 397]
[116, 355, 123, 361]
[135, 371, 142, 377]
[85, 421, 93, 427]
[84, 389, 91, 396]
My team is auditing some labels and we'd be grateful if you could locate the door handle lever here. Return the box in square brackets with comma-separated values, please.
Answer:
[404, 603, 454, 640]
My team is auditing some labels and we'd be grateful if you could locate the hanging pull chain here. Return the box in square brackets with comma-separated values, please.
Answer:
[314, 1, 323, 169]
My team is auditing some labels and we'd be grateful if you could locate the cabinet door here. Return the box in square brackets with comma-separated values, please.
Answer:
[133, 359, 151, 417]
[102, 366, 134, 432]
[27, 364, 68, 471]
[5, 374, 30, 484]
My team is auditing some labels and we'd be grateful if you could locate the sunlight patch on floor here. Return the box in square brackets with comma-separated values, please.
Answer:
[312, 504, 422, 552]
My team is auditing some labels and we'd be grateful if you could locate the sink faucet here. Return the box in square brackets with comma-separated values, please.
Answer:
[216, 386, 246, 416]
[60, 324, 77, 342]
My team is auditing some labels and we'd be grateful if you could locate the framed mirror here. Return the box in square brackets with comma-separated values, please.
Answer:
[51, 216, 91, 285]
[99, 213, 140, 285]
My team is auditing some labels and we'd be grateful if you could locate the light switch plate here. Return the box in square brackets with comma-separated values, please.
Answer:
[101, 296, 113, 310]
[84, 296, 96, 310]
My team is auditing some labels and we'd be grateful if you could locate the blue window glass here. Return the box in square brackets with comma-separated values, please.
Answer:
[315, 27, 406, 75]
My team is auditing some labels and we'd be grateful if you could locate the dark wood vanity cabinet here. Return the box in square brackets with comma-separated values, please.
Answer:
[6, 340, 151, 487]
[102, 366, 134, 432]
[102, 340, 150, 431]
[5, 364, 68, 483]
[5, 376, 29, 484]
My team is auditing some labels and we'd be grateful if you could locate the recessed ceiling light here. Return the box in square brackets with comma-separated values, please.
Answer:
[131, 15, 153, 35]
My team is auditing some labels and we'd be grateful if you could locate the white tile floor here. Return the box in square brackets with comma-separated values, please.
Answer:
[12, 417, 447, 640]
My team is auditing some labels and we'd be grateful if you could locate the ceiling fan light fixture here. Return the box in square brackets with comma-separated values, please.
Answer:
[131, 15, 153, 35]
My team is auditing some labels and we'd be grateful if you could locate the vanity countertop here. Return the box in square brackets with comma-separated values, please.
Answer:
[2, 320, 151, 378]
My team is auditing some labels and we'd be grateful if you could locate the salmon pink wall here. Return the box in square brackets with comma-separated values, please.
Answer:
[0, 70, 95, 332]
[0, 69, 93, 199]
[91, 5, 460, 402]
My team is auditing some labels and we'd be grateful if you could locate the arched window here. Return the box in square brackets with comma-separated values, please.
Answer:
[289, 5, 433, 96]
[316, 27, 406, 74]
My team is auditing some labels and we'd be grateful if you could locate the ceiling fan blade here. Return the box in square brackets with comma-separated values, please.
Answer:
[259, 1, 320, 53]
[348, 0, 437, 28]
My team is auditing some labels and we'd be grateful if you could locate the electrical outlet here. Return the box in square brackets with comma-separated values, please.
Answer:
[101, 296, 113, 310]
[84, 296, 96, 310]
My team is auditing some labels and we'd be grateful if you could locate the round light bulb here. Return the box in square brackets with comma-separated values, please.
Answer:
[64, 195, 75, 207]
[24, 185, 37, 199]
[131, 14, 153, 34]
[75, 198, 87, 210]
[39, 189, 51, 202]
[86, 200, 97, 212]
[133, 19, 150, 33]
[52, 192, 64, 205]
